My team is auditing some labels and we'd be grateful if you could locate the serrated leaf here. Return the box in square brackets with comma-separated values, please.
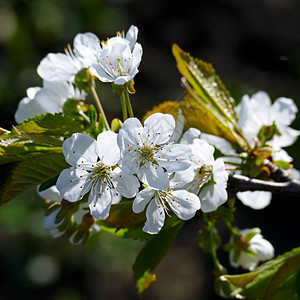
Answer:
[218, 246, 300, 299]
[13, 113, 84, 137]
[182, 80, 248, 150]
[0, 153, 68, 206]
[172, 44, 237, 125]
[133, 220, 184, 296]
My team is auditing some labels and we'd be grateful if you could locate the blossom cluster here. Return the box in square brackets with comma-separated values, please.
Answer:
[54, 112, 228, 234]
[13, 24, 300, 273]
[15, 25, 142, 123]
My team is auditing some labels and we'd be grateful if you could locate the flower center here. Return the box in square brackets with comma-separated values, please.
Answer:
[90, 162, 114, 188]
[136, 145, 158, 167]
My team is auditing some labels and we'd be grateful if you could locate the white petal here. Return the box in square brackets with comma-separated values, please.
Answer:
[237, 191, 272, 209]
[192, 139, 215, 165]
[73, 32, 100, 66]
[201, 133, 236, 156]
[114, 75, 134, 85]
[169, 109, 185, 143]
[56, 168, 92, 202]
[112, 169, 140, 198]
[271, 126, 300, 148]
[118, 150, 140, 174]
[272, 148, 293, 162]
[251, 234, 274, 261]
[144, 113, 175, 145]
[117, 117, 144, 148]
[271, 97, 298, 126]
[156, 144, 192, 172]
[138, 164, 169, 190]
[130, 43, 143, 73]
[88, 181, 114, 219]
[26, 87, 42, 99]
[132, 187, 155, 213]
[125, 25, 138, 50]
[180, 128, 201, 144]
[143, 198, 165, 234]
[168, 190, 200, 220]
[171, 166, 196, 187]
[97, 131, 120, 166]
[14, 96, 45, 124]
[62, 133, 99, 166]
[37, 53, 79, 82]
[37, 185, 62, 202]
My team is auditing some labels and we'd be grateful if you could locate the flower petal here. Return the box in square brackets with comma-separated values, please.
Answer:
[156, 143, 192, 172]
[168, 190, 200, 220]
[143, 197, 165, 234]
[97, 131, 120, 166]
[88, 181, 115, 219]
[138, 163, 169, 190]
[37, 53, 79, 82]
[112, 168, 140, 198]
[62, 133, 99, 166]
[271, 97, 298, 126]
[144, 113, 175, 145]
[56, 168, 92, 202]
[132, 187, 155, 213]
[37, 185, 62, 202]
[180, 128, 201, 144]
[237, 191, 272, 209]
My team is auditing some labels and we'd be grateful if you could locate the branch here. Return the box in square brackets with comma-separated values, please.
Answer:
[263, 159, 294, 182]
[228, 173, 300, 196]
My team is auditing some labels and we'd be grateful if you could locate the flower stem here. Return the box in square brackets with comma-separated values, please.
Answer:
[79, 111, 90, 124]
[90, 83, 110, 130]
[208, 220, 226, 276]
[124, 90, 134, 118]
[225, 220, 239, 237]
[120, 92, 128, 121]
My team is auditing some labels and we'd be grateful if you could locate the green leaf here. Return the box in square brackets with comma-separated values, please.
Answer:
[273, 160, 291, 170]
[218, 246, 300, 299]
[98, 201, 150, 241]
[133, 220, 184, 296]
[173, 45, 236, 124]
[0, 153, 68, 206]
[13, 113, 85, 137]
[172, 44, 249, 151]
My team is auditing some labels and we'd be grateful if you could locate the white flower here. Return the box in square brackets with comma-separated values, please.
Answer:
[133, 178, 200, 234]
[15, 81, 86, 123]
[117, 113, 192, 190]
[90, 25, 142, 85]
[37, 32, 98, 82]
[56, 132, 139, 220]
[229, 228, 274, 271]
[175, 135, 228, 212]
[236, 91, 300, 161]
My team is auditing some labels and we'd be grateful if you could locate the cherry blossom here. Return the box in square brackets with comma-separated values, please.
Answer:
[133, 178, 200, 234]
[56, 132, 139, 220]
[117, 113, 192, 190]
[229, 228, 274, 270]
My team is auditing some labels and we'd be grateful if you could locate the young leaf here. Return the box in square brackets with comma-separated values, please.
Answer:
[132, 220, 184, 296]
[0, 153, 68, 206]
[172, 44, 237, 125]
[217, 246, 300, 299]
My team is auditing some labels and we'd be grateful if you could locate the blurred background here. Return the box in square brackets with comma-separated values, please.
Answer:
[0, 0, 300, 299]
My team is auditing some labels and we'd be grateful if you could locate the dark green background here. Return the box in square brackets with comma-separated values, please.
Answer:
[0, 0, 299, 299]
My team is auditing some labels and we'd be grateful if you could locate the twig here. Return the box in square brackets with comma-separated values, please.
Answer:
[228, 173, 300, 196]
[263, 159, 294, 182]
